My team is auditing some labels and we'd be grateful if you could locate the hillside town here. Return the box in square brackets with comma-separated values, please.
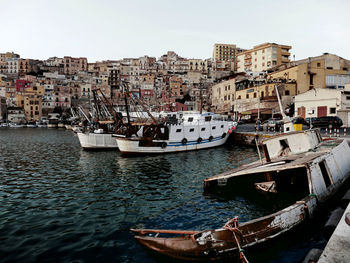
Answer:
[1, 42, 350, 126]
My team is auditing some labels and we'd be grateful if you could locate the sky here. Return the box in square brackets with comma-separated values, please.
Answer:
[2, 0, 350, 62]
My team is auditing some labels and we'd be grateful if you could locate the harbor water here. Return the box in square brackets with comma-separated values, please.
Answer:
[0, 128, 326, 262]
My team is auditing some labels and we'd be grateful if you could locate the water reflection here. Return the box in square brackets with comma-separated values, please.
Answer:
[1, 128, 273, 263]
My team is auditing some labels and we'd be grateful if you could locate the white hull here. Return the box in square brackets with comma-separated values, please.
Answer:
[9, 123, 26, 128]
[117, 134, 229, 155]
[77, 132, 118, 149]
[47, 124, 58, 128]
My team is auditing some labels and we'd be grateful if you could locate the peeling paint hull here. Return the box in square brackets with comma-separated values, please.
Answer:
[131, 131, 350, 261]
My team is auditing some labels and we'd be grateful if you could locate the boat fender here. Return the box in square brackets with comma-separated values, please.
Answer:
[209, 136, 213, 142]
[197, 137, 202, 144]
[181, 138, 188, 145]
[161, 142, 167, 148]
[222, 133, 226, 138]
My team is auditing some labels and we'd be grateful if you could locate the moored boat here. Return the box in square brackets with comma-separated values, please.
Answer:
[131, 129, 350, 261]
[9, 123, 26, 128]
[77, 124, 118, 150]
[116, 111, 237, 155]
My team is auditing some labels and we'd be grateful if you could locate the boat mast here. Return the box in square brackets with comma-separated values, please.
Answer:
[122, 83, 132, 126]
[275, 85, 294, 132]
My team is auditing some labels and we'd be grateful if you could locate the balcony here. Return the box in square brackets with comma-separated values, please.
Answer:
[244, 62, 252, 66]
[281, 50, 291, 56]
[281, 57, 290, 63]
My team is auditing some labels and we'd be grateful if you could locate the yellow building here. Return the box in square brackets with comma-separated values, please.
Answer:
[234, 82, 296, 119]
[268, 54, 350, 95]
[213, 43, 237, 62]
[23, 94, 42, 121]
[237, 43, 291, 72]
[211, 78, 236, 114]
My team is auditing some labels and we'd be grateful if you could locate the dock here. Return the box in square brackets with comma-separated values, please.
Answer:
[318, 202, 350, 262]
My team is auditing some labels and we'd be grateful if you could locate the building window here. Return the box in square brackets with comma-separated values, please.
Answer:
[254, 93, 257, 98]
[176, 129, 182, 132]
[246, 94, 249, 99]
[212, 126, 216, 130]
[201, 127, 206, 131]
[188, 117, 193, 122]
[189, 128, 194, 132]
[285, 90, 290, 95]
[317, 63, 321, 67]
[330, 107, 336, 114]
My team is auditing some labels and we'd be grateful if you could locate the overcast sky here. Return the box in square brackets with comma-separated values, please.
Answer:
[2, 0, 350, 62]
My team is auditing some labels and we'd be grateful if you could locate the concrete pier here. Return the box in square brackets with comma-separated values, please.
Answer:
[318, 202, 350, 263]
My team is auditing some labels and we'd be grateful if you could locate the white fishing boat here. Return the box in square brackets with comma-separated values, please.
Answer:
[47, 113, 60, 128]
[8, 123, 26, 128]
[77, 126, 118, 150]
[26, 121, 37, 128]
[116, 111, 237, 155]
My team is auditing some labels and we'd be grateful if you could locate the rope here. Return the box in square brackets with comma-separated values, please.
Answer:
[223, 217, 249, 263]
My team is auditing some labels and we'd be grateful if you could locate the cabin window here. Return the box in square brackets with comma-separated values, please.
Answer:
[188, 117, 194, 122]
[319, 160, 332, 187]
[176, 129, 182, 132]
[279, 139, 290, 156]
[212, 126, 216, 130]
[205, 116, 211, 122]
[201, 127, 206, 131]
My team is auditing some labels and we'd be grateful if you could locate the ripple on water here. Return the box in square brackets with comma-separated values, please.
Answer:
[0, 128, 289, 262]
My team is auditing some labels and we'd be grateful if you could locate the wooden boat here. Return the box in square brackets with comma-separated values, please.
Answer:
[131, 129, 350, 261]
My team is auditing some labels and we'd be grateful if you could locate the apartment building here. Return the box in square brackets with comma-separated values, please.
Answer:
[24, 94, 42, 121]
[18, 59, 32, 75]
[169, 75, 183, 98]
[63, 56, 88, 75]
[211, 78, 236, 114]
[7, 58, 18, 74]
[212, 44, 237, 62]
[237, 43, 291, 72]
[268, 53, 350, 95]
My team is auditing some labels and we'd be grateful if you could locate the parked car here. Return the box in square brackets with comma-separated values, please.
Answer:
[261, 118, 284, 131]
[309, 116, 343, 128]
[305, 117, 319, 126]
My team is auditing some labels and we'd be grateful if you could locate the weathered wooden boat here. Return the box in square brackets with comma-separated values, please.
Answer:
[131, 129, 350, 261]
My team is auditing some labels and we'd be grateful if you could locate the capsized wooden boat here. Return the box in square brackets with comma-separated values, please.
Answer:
[131, 130, 350, 261]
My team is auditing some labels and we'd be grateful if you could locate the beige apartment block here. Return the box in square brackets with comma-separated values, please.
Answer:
[213, 44, 237, 62]
[268, 54, 350, 95]
[189, 59, 208, 72]
[63, 56, 88, 75]
[211, 78, 236, 114]
[24, 94, 42, 121]
[237, 43, 291, 72]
